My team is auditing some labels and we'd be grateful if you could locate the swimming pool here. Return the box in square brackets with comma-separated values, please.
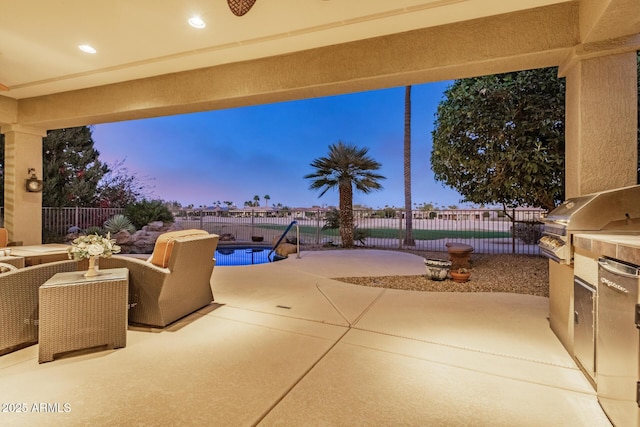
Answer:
[215, 245, 276, 266]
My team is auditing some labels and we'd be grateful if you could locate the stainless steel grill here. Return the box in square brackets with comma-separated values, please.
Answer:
[539, 185, 640, 264]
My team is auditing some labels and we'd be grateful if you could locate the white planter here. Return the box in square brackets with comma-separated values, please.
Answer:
[424, 258, 452, 281]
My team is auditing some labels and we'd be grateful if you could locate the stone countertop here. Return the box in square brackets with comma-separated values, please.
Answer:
[574, 233, 640, 266]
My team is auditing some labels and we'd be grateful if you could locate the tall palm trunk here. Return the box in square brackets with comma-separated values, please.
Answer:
[403, 85, 415, 246]
[339, 181, 354, 248]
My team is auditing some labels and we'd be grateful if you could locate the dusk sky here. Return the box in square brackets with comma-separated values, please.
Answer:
[92, 81, 470, 210]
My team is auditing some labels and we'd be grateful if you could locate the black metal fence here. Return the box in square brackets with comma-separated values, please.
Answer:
[29, 206, 544, 255]
[41, 207, 125, 242]
[164, 207, 543, 255]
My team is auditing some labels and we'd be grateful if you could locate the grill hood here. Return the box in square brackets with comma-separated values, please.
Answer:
[543, 185, 640, 233]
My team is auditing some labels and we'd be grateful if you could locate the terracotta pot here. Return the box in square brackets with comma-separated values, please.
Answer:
[450, 271, 471, 283]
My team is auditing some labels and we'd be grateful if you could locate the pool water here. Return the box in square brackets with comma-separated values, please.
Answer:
[215, 246, 275, 266]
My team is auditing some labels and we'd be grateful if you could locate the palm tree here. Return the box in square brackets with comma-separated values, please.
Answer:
[305, 141, 385, 248]
[264, 194, 270, 207]
[403, 85, 415, 246]
[253, 195, 260, 207]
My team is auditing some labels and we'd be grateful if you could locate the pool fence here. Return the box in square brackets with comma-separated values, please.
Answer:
[35, 206, 545, 256]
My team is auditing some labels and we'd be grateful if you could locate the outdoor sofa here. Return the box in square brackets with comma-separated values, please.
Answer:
[100, 230, 219, 328]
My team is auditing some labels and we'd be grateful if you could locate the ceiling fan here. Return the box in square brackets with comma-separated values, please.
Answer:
[227, 0, 257, 16]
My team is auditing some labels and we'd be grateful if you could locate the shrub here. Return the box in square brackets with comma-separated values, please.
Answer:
[124, 199, 174, 229]
[84, 226, 106, 237]
[104, 214, 136, 234]
[43, 229, 65, 244]
[353, 227, 369, 245]
[322, 209, 340, 230]
[512, 222, 543, 244]
[322, 209, 368, 245]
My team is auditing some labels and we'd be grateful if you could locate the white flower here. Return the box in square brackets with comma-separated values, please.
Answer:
[87, 244, 105, 256]
[67, 232, 121, 261]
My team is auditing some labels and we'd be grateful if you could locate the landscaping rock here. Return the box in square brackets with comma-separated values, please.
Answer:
[113, 230, 133, 245]
[275, 243, 297, 257]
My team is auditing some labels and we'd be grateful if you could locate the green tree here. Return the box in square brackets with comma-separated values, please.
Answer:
[305, 141, 385, 248]
[42, 126, 109, 207]
[264, 194, 270, 207]
[433, 58, 640, 210]
[0, 126, 107, 207]
[403, 85, 415, 246]
[431, 68, 566, 211]
[96, 159, 152, 207]
[253, 195, 260, 207]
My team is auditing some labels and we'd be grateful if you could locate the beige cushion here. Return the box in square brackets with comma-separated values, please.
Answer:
[150, 229, 209, 268]
[0, 228, 7, 248]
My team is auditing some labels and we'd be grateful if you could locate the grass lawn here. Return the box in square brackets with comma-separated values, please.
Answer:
[256, 224, 511, 240]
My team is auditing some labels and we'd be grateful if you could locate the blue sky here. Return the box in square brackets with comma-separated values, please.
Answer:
[92, 81, 469, 209]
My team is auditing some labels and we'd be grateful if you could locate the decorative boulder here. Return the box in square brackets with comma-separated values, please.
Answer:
[145, 221, 165, 232]
[120, 222, 183, 254]
[113, 230, 133, 245]
[65, 221, 185, 254]
[275, 243, 297, 257]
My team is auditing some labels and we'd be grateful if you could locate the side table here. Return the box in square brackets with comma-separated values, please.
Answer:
[38, 267, 129, 363]
[445, 242, 474, 270]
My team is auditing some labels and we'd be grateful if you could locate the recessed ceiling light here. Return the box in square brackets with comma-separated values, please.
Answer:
[188, 16, 206, 29]
[79, 44, 97, 54]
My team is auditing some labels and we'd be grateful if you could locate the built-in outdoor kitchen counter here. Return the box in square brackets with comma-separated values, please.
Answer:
[574, 233, 640, 266]
[571, 233, 640, 426]
[541, 186, 640, 425]
[541, 185, 640, 352]
[572, 233, 640, 291]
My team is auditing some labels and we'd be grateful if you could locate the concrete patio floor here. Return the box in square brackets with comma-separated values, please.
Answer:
[0, 250, 611, 426]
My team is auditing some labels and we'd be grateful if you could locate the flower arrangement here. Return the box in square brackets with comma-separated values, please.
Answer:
[68, 233, 121, 261]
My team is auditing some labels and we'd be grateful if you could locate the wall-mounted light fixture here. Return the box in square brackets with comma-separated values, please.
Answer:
[25, 168, 43, 193]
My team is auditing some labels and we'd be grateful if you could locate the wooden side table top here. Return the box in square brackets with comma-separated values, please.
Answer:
[10, 244, 70, 266]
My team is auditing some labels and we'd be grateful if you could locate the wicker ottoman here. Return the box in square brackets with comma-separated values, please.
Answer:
[38, 268, 129, 363]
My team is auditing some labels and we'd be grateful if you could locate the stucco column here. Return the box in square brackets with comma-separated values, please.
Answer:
[564, 51, 638, 198]
[1, 124, 47, 245]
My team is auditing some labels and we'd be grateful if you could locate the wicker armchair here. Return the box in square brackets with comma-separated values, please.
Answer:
[0, 260, 78, 356]
[100, 232, 219, 328]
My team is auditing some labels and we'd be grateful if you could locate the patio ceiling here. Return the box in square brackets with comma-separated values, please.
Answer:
[1, 0, 639, 130]
[0, 0, 572, 100]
